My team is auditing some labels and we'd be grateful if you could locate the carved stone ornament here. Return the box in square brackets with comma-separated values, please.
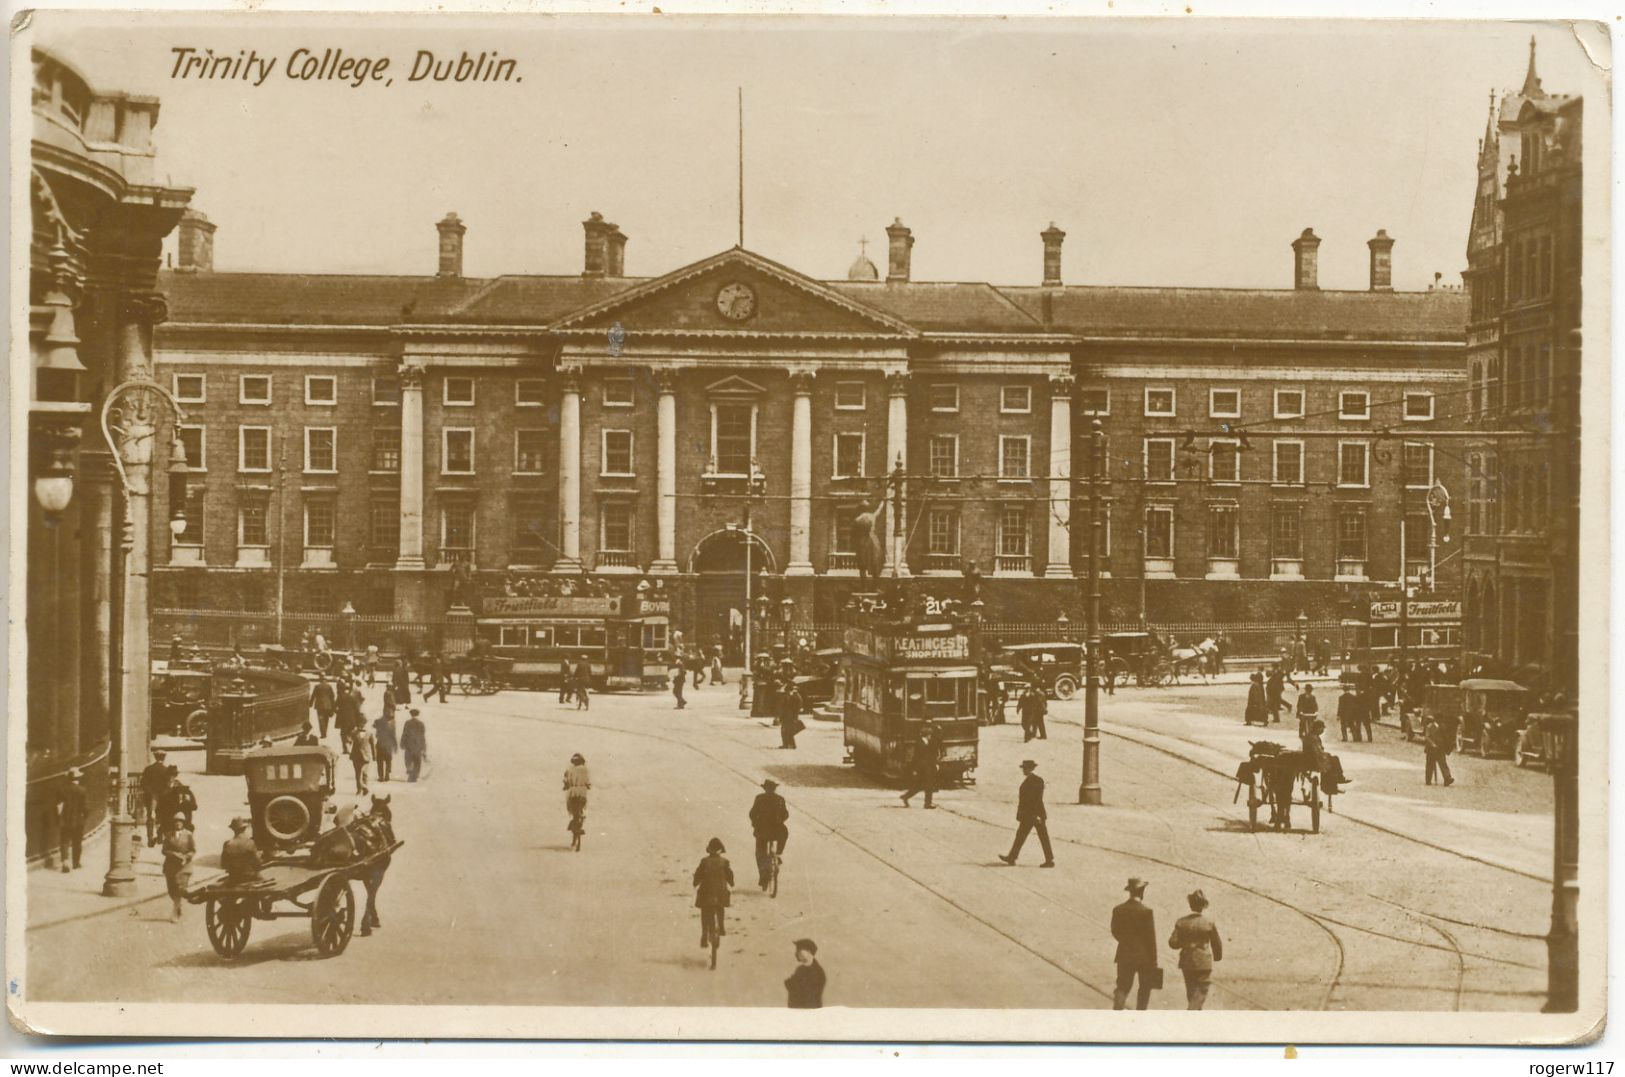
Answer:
[557, 364, 584, 395]
[885, 371, 910, 397]
[789, 371, 815, 395]
[1049, 372, 1076, 398]
[397, 364, 426, 391]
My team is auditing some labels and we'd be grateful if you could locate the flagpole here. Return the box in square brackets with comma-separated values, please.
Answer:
[737, 87, 745, 247]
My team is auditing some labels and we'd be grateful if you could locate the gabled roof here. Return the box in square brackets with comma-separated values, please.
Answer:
[547, 247, 917, 336]
[158, 272, 490, 327]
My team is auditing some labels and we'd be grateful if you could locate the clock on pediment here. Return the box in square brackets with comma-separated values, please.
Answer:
[715, 281, 757, 322]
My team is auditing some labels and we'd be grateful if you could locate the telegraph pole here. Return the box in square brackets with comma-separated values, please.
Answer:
[1080, 418, 1104, 805]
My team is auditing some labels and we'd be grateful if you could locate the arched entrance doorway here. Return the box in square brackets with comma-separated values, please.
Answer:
[690, 529, 776, 664]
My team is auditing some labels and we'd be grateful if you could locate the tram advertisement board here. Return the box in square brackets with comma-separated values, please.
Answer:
[483, 596, 621, 616]
[843, 627, 973, 663]
[1369, 599, 1461, 623]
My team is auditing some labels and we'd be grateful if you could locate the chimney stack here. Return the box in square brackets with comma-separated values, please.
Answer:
[885, 217, 913, 283]
[605, 225, 627, 277]
[1291, 228, 1321, 291]
[1040, 222, 1066, 287]
[175, 208, 216, 273]
[1367, 229, 1395, 291]
[582, 211, 616, 277]
[436, 212, 466, 278]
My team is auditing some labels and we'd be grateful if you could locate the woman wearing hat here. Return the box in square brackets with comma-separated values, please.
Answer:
[692, 837, 734, 965]
[161, 813, 196, 922]
[1168, 889, 1223, 1009]
[1244, 672, 1267, 726]
[563, 754, 591, 849]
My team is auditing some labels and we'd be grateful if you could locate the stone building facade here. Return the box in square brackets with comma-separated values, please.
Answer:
[151, 207, 1467, 644]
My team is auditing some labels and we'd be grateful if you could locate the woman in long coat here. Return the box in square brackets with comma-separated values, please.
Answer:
[1244, 672, 1268, 726]
[692, 837, 734, 951]
[161, 813, 196, 922]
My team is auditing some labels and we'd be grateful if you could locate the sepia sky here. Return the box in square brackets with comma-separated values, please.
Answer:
[31, 15, 1608, 291]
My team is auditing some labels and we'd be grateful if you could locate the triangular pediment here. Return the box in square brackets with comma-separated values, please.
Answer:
[705, 375, 767, 396]
[549, 248, 918, 337]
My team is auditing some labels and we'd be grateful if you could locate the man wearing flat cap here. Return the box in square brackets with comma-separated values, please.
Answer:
[1168, 888, 1223, 1010]
[998, 760, 1054, 867]
[784, 938, 826, 1008]
[220, 817, 263, 883]
[749, 779, 790, 889]
[1111, 877, 1159, 1009]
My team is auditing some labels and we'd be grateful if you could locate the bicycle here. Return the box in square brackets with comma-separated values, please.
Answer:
[767, 838, 782, 899]
[567, 796, 586, 852]
[700, 907, 723, 969]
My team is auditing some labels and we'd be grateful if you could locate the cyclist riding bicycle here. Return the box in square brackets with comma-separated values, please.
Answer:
[563, 753, 591, 844]
[749, 779, 789, 890]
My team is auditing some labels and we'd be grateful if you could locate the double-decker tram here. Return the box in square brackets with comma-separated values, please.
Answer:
[841, 608, 981, 785]
[476, 591, 667, 691]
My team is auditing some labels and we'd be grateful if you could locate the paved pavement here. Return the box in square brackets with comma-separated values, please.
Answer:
[22, 675, 1553, 1012]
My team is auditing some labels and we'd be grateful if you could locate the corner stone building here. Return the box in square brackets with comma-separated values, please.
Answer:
[151, 209, 1467, 648]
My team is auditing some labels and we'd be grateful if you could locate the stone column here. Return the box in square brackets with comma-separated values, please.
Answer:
[396, 363, 426, 569]
[885, 372, 910, 577]
[650, 370, 679, 574]
[1045, 373, 1075, 578]
[554, 365, 583, 573]
[786, 372, 815, 576]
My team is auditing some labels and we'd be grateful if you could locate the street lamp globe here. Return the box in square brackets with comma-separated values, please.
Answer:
[33, 473, 75, 515]
[168, 509, 188, 539]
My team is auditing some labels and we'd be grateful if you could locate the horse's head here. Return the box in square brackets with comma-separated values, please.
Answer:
[368, 793, 392, 822]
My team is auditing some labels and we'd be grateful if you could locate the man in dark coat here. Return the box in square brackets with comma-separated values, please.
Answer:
[220, 817, 263, 883]
[374, 710, 398, 782]
[693, 837, 734, 949]
[998, 760, 1054, 867]
[1337, 684, 1362, 742]
[55, 768, 87, 872]
[310, 674, 337, 740]
[749, 780, 790, 888]
[1264, 665, 1291, 724]
[295, 721, 320, 747]
[784, 939, 827, 1008]
[335, 680, 360, 753]
[1244, 672, 1267, 726]
[1111, 877, 1159, 1010]
[390, 661, 411, 706]
[401, 708, 428, 782]
[899, 726, 940, 809]
[779, 684, 805, 749]
[139, 750, 171, 845]
[672, 663, 688, 709]
[156, 765, 198, 830]
[573, 655, 593, 711]
[1424, 715, 1455, 787]
[1019, 686, 1048, 742]
[1358, 687, 1377, 743]
[428, 656, 451, 704]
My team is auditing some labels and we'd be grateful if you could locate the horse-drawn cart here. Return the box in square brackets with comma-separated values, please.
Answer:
[1233, 740, 1334, 833]
[188, 837, 402, 958]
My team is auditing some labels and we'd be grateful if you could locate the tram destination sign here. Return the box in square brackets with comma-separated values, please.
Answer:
[483, 596, 620, 616]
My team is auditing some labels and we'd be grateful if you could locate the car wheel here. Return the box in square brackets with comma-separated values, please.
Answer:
[1053, 675, 1078, 700]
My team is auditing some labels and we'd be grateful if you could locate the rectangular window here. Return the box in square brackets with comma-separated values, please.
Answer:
[928, 434, 959, 478]
[305, 501, 336, 548]
[515, 429, 547, 473]
[444, 377, 475, 406]
[176, 426, 206, 472]
[238, 426, 271, 473]
[1000, 385, 1032, 414]
[369, 501, 400, 554]
[1273, 440, 1303, 485]
[372, 376, 400, 406]
[1145, 506, 1174, 559]
[1339, 390, 1370, 420]
[928, 508, 960, 556]
[238, 500, 269, 547]
[929, 383, 959, 412]
[1144, 387, 1176, 417]
[304, 427, 336, 473]
[642, 623, 668, 652]
[600, 502, 633, 553]
[443, 429, 475, 475]
[1337, 508, 1368, 562]
[1271, 504, 1303, 559]
[371, 427, 400, 472]
[601, 430, 634, 476]
[1404, 442, 1434, 488]
[834, 381, 866, 410]
[1209, 440, 1240, 483]
[515, 379, 546, 406]
[305, 375, 337, 406]
[1274, 388, 1305, 419]
[441, 502, 475, 554]
[239, 375, 272, 405]
[1338, 441, 1369, 487]
[1404, 391, 1435, 421]
[1206, 504, 1239, 559]
[513, 500, 548, 559]
[711, 403, 755, 475]
[501, 625, 531, 648]
[997, 506, 1029, 557]
[831, 509, 858, 556]
[833, 432, 865, 478]
[172, 485, 205, 546]
[1145, 438, 1175, 482]
[173, 373, 206, 404]
[1209, 389, 1241, 418]
[999, 435, 1031, 479]
[603, 378, 634, 407]
[1078, 388, 1109, 416]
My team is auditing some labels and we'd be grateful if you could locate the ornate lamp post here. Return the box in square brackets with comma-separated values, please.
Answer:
[99, 377, 188, 897]
[729, 459, 768, 710]
[1080, 418, 1105, 805]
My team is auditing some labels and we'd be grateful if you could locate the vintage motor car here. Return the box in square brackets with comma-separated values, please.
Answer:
[993, 642, 1084, 700]
[246, 745, 339, 850]
[1455, 678, 1531, 758]
[152, 668, 212, 738]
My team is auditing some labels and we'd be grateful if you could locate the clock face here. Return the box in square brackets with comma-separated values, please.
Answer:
[716, 282, 757, 321]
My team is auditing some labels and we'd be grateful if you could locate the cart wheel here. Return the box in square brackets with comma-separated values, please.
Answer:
[311, 877, 356, 957]
[457, 674, 476, 696]
[1053, 675, 1078, 701]
[1310, 776, 1322, 834]
[206, 897, 253, 958]
[1246, 786, 1259, 832]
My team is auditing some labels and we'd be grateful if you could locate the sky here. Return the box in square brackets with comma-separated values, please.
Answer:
[31, 14, 1610, 291]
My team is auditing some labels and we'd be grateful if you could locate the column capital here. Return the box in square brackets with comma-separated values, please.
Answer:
[789, 371, 815, 395]
[122, 293, 168, 327]
[652, 367, 679, 395]
[1048, 372, 1076, 398]
[557, 363, 584, 395]
[397, 363, 426, 391]
[886, 370, 910, 397]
